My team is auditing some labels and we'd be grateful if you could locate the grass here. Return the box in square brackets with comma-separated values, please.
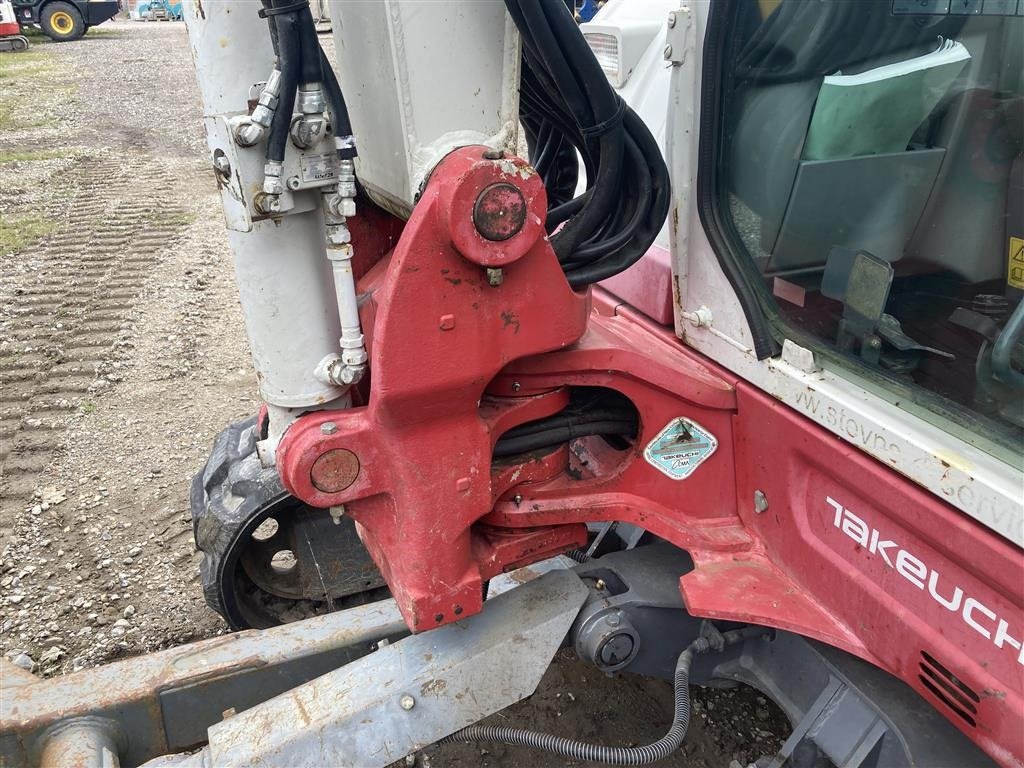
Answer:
[0, 46, 67, 131]
[0, 212, 58, 256]
[0, 148, 76, 163]
[162, 211, 198, 227]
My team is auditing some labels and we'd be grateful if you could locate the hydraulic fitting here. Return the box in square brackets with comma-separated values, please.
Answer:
[335, 159, 357, 200]
[263, 161, 285, 195]
[291, 83, 327, 149]
[297, 83, 326, 115]
[234, 70, 283, 147]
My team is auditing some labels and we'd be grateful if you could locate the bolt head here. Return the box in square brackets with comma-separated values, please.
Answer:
[667, 11, 676, 27]
[213, 154, 231, 176]
[320, 422, 338, 435]
[486, 267, 504, 287]
[753, 489, 768, 514]
[399, 694, 416, 711]
[663, 44, 673, 60]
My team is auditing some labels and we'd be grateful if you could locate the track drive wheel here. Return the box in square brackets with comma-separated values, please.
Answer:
[40, 1, 85, 41]
[192, 417, 389, 630]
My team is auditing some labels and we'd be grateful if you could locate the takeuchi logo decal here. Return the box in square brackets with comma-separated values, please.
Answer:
[828, 496, 1023, 668]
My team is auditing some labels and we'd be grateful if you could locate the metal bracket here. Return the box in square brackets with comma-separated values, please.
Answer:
[664, 5, 694, 66]
[156, 569, 589, 768]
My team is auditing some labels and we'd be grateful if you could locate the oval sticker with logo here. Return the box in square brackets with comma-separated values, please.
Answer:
[643, 417, 718, 480]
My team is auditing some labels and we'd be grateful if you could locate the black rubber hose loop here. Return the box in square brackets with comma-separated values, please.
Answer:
[442, 627, 766, 765]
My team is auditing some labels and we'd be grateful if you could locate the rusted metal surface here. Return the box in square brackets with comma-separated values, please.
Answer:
[473, 182, 527, 241]
[38, 718, 123, 768]
[1, 599, 406, 768]
[238, 506, 384, 602]
[309, 448, 360, 493]
[181, 569, 588, 768]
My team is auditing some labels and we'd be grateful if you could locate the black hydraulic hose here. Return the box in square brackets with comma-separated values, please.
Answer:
[261, 0, 280, 55]
[318, 45, 357, 157]
[504, 0, 669, 287]
[443, 627, 765, 765]
[296, 5, 322, 84]
[493, 420, 637, 458]
[265, 4, 300, 164]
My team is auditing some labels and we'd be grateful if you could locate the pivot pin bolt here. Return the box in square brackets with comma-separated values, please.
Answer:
[473, 182, 527, 242]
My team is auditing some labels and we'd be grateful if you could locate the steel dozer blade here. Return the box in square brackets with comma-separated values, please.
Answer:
[1, 570, 588, 768]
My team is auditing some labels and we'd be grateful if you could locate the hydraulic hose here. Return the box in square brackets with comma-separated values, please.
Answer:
[443, 627, 765, 765]
[265, 3, 301, 164]
[505, 0, 670, 288]
[296, 5, 323, 84]
[319, 46, 357, 158]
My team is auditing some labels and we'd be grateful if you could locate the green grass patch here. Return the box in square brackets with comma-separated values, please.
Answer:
[0, 148, 75, 163]
[0, 45, 73, 131]
[0, 212, 58, 256]
[162, 211, 198, 227]
[79, 400, 96, 415]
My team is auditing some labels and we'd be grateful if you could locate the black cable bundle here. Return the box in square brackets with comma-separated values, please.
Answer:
[506, 0, 670, 288]
[493, 388, 638, 458]
[260, 0, 356, 163]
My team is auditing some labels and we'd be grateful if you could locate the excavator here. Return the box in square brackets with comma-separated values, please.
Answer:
[2, 0, 1022, 766]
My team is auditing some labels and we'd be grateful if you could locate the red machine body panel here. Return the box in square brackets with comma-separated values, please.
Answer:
[275, 147, 1024, 766]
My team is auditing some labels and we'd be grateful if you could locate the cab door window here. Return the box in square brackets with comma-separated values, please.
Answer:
[720, 0, 1024, 450]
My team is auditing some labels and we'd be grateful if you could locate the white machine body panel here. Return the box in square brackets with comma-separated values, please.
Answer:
[327, 0, 521, 216]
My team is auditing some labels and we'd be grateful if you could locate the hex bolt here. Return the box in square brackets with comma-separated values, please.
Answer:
[482, 148, 505, 160]
[606, 613, 620, 627]
[595, 578, 606, 591]
[754, 489, 769, 514]
[663, 44, 673, 60]
[399, 694, 416, 711]
[486, 268, 504, 287]
[667, 11, 676, 27]
[513, 494, 523, 505]
[321, 422, 338, 435]
[213, 154, 231, 177]
[511, 381, 521, 392]
[329, 504, 346, 524]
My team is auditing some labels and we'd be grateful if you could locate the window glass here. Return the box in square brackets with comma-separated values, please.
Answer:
[721, 0, 1024, 451]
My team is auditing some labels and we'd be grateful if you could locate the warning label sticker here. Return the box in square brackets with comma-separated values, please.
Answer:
[299, 153, 338, 184]
[1009, 237, 1024, 291]
[643, 417, 718, 481]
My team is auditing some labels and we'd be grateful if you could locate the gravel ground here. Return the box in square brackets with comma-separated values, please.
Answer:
[0, 21, 788, 767]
